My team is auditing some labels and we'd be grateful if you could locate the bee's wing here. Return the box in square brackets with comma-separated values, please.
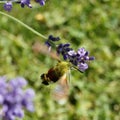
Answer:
[51, 72, 70, 104]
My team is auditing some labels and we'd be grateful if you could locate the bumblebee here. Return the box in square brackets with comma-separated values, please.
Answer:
[41, 61, 70, 103]
[41, 61, 69, 85]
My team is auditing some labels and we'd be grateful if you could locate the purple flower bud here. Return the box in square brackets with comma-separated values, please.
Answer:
[45, 35, 60, 51]
[4, 109, 15, 120]
[10, 77, 27, 88]
[68, 50, 76, 56]
[35, 0, 46, 6]
[12, 105, 24, 118]
[89, 56, 95, 60]
[0, 94, 4, 104]
[45, 41, 51, 47]
[77, 47, 86, 57]
[26, 103, 34, 112]
[78, 63, 88, 72]
[2, 105, 8, 113]
[4, 2, 12, 12]
[56, 43, 73, 60]
[48, 35, 60, 41]
[62, 54, 68, 60]
[24, 89, 35, 98]
[21, 0, 32, 8]
[56, 44, 63, 54]
[0, 76, 7, 94]
[14, 88, 24, 103]
[0, 76, 6, 86]
[63, 43, 70, 47]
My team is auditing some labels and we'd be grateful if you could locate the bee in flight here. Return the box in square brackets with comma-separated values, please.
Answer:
[40, 61, 70, 102]
[40, 61, 83, 103]
[41, 61, 70, 85]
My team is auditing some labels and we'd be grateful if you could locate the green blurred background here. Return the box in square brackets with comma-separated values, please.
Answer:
[0, 0, 120, 120]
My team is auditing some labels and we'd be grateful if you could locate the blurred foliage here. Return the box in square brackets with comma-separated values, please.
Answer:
[0, 0, 120, 120]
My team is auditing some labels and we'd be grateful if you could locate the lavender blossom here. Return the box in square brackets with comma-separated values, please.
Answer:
[4, 2, 12, 12]
[56, 44, 95, 72]
[48, 35, 60, 42]
[77, 48, 95, 62]
[78, 63, 88, 72]
[20, 0, 32, 8]
[2, 0, 46, 11]
[72, 47, 95, 71]
[35, 0, 46, 6]
[0, 76, 35, 120]
[56, 43, 73, 60]
[45, 35, 94, 72]
[45, 35, 60, 49]
[67, 50, 78, 66]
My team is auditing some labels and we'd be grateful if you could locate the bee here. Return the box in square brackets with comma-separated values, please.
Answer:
[41, 61, 70, 85]
[41, 61, 70, 103]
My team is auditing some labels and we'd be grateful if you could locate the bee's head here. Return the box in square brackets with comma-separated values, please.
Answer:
[41, 74, 45, 80]
[40, 74, 49, 85]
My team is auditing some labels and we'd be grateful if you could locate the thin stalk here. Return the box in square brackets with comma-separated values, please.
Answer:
[0, 11, 47, 39]
[0, 0, 20, 3]
[70, 64, 83, 73]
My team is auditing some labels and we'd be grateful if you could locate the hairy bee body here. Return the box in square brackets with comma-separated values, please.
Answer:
[41, 61, 69, 85]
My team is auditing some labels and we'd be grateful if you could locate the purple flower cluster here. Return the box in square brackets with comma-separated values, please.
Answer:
[0, 76, 35, 120]
[3, 0, 46, 12]
[45, 35, 95, 72]
[57, 44, 95, 72]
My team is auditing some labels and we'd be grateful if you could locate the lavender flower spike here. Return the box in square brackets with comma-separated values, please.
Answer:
[0, 76, 35, 120]
[56, 45, 95, 72]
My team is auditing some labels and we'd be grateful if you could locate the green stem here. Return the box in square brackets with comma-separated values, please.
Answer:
[0, 11, 47, 39]
[0, 1, 7, 3]
[0, 0, 19, 3]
